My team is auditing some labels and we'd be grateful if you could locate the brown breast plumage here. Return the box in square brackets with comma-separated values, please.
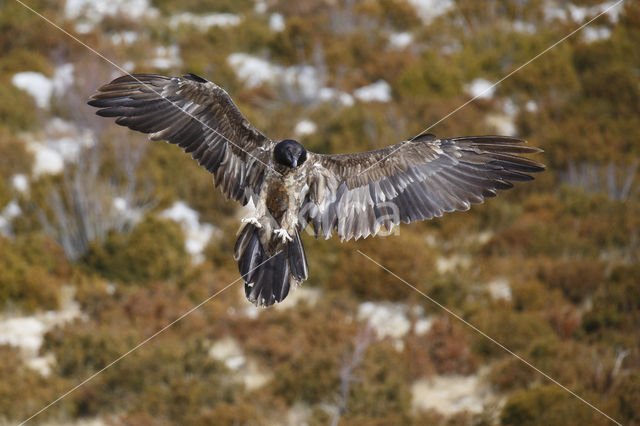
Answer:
[266, 180, 289, 221]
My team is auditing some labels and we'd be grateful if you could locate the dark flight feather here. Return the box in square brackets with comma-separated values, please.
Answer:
[303, 136, 544, 241]
[88, 73, 273, 205]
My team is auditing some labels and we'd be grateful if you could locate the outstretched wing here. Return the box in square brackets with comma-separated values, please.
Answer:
[88, 73, 274, 204]
[303, 134, 544, 241]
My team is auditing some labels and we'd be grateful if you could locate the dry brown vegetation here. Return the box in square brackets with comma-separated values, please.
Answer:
[0, 0, 639, 425]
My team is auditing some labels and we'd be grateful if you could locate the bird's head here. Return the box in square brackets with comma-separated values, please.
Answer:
[274, 139, 307, 169]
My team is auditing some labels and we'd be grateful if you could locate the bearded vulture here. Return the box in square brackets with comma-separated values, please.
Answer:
[88, 73, 544, 307]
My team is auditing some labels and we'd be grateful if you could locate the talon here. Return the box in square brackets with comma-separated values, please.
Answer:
[241, 217, 262, 228]
[274, 228, 293, 243]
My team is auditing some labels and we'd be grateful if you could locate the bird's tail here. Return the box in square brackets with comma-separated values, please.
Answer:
[234, 224, 308, 307]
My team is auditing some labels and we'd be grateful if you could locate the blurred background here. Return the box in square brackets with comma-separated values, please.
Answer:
[0, 0, 639, 424]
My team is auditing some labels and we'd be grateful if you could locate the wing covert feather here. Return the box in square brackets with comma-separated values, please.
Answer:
[88, 73, 273, 204]
[303, 135, 544, 241]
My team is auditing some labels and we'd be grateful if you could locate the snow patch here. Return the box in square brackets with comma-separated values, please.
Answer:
[503, 98, 519, 117]
[544, 1, 622, 23]
[274, 286, 321, 310]
[569, 2, 621, 22]
[466, 78, 495, 100]
[525, 100, 538, 113]
[112, 197, 128, 212]
[65, 0, 157, 32]
[294, 119, 317, 137]
[0, 317, 46, 354]
[286, 403, 313, 426]
[512, 20, 536, 34]
[228, 53, 325, 103]
[11, 174, 29, 193]
[0, 200, 20, 237]
[436, 255, 471, 274]
[111, 197, 144, 225]
[414, 317, 434, 335]
[28, 143, 64, 176]
[169, 12, 242, 31]
[27, 117, 95, 176]
[150, 44, 182, 70]
[12, 72, 52, 108]
[161, 201, 217, 263]
[44, 118, 95, 162]
[353, 80, 392, 103]
[122, 61, 136, 72]
[389, 32, 414, 49]
[318, 87, 355, 107]
[228, 53, 361, 106]
[109, 31, 139, 45]
[358, 302, 411, 341]
[281, 65, 323, 102]
[228, 53, 278, 88]
[411, 369, 496, 415]
[243, 305, 261, 319]
[486, 113, 517, 136]
[408, 0, 454, 24]
[2, 200, 22, 220]
[12, 64, 75, 109]
[209, 336, 271, 389]
[269, 13, 285, 32]
[209, 337, 246, 371]
[26, 353, 56, 377]
[254, 0, 268, 14]
[487, 278, 512, 301]
[583, 26, 612, 42]
[0, 286, 83, 375]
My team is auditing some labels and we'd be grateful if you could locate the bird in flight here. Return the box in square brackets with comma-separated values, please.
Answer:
[89, 73, 544, 307]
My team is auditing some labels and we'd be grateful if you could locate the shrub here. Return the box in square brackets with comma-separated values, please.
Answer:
[231, 300, 358, 405]
[0, 235, 65, 311]
[344, 341, 412, 423]
[470, 309, 556, 360]
[142, 142, 237, 224]
[0, 126, 33, 179]
[423, 316, 477, 375]
[0, 345, 68, 422]
[0, 81, 39, 131]
[84, 216, 189, 285]
[501, 385, 608, 426]
[582, 264, 640, 337]
[325, 230, 437, 302]
[43, 324, 236, 421]
[488, 356, 536, 392]
[610, 371, 640, 425]
[537, 258, 604, 304]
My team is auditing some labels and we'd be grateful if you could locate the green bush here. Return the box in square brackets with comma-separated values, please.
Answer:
[0, 235, 65, 311]
[345, 341, 412, 423]
[471, 310, 556, 360]
[582, 264, 640, 338]
[501, 385, 608, 426]
[0, 81, 39, 131]
[84, 216, 189, 285]
[537, 258, 604, 304]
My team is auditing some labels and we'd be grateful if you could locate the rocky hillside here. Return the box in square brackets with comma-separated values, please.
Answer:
[0, 0, 639, 424]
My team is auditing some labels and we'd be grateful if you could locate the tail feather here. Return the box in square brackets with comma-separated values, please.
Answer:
[236, 226, 263, 284]
[246, 250, 290, 306]
[235, 224, 308, 307]
[287, 230, 309, 281]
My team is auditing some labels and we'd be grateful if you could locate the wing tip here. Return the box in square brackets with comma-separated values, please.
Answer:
[183, 73, 209, 83]
[409, 133, 437, 143]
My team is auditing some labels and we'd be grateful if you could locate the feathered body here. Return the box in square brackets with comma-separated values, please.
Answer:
[89, 73, 544, 307]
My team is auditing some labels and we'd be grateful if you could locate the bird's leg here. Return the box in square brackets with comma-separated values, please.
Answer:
[241, 217, 262, 228]
[274, 228, 293, 243]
